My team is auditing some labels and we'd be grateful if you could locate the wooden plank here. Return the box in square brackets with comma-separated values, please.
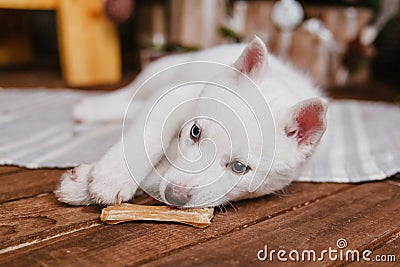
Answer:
[0, 194, 101, 252]
[0, 192, 156, 252]
[57, 0, 122, 86]
[0, 169, 64, 203]
[141, 182, 400, 267]
[0, 166, 26, 176]
[348, 234, 400, 267]
[0, 0, 58, 10]
[0, 183, 352, 265]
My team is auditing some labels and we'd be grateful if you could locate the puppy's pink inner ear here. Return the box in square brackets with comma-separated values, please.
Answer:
[233, 37, 268, 80]
[241, 47, 263, 74]
[286, 99, 327, 146]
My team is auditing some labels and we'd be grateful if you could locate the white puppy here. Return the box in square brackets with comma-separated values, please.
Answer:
[55, 37, 327, 208]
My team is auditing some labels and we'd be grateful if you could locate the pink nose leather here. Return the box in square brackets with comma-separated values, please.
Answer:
[164, 184, 191, 206]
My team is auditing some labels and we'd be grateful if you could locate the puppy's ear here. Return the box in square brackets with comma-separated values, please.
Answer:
[233, 36, 268, 82]
[285, 98, 328, 150]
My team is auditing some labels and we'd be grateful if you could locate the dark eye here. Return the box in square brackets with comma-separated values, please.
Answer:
[230, 161, 249, 174]
[190, 124, 201, 140]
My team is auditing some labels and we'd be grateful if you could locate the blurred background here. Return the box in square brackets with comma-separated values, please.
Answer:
[0, 0, 399, 100]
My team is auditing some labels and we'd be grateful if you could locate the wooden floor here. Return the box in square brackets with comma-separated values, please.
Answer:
[1, 69, 400, 266]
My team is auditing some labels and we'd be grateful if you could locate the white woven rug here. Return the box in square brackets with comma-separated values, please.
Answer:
[1, 88, 399, 183]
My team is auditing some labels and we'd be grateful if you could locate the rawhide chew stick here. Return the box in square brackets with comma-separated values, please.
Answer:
[100, 203, 214, 228]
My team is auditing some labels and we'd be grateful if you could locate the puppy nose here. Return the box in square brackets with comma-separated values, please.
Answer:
[164, 184, 191, 206]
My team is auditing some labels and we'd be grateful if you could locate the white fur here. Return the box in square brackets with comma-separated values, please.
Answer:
[55, 37, 327, 207]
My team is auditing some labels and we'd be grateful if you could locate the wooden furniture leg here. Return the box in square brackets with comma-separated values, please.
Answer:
[57, 0, 122, 86]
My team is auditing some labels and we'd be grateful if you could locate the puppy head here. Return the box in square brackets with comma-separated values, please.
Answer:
[152, 37, 327, 207]
[158, 99, 327, 207]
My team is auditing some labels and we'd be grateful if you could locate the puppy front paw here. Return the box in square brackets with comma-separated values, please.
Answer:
[54, 164, 94, 206]
[87, 165, 138, 205]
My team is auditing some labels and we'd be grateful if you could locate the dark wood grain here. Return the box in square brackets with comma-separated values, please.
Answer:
[0, 191, 156, 252]
[348, 235, 400, 267]
[0, 194, 102, 251]
[0, 166, 27, 176]
[0, 169, 64, 203]
[140, 182, 400, 267]
[0, 183, 352, 266]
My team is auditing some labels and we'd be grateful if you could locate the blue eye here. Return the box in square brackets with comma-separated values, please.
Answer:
[230, 161, 248, 174]
[190, 124, 201, 140]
